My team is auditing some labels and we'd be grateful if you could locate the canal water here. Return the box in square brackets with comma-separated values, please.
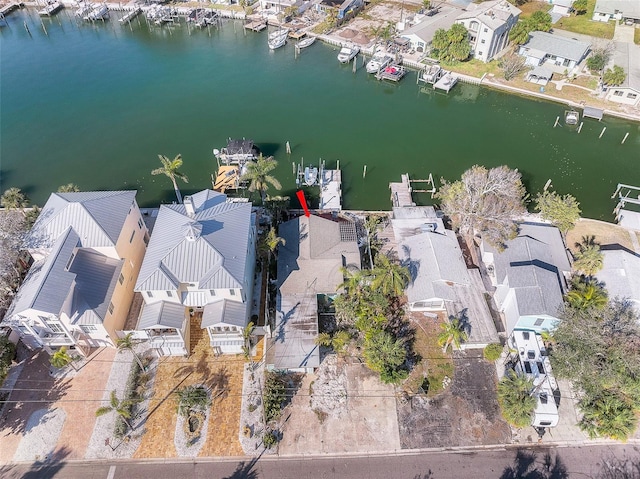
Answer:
[1, 9, 639, 219]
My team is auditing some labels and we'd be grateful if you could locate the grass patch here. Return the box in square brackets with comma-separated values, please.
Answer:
[518, 1, 551, 20]
[635, 27, 640, 45]
[554, 0, 615, 39]
[447, 58, 501, 78]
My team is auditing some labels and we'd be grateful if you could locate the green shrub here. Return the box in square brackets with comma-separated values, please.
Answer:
[484, 343, 503, 361]
[262, 430, 278, 448]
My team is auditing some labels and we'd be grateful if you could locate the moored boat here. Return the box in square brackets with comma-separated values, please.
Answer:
[565, 109, 579, 126]
[303, 166, 318, 186]
[366, 49, 393, 74]
[84, 3, 108, 21]
[38, 1, 63, 16]
[268, 31, 287, 50]
[296, 36, 316, 49]
[337, 43, 360, 63]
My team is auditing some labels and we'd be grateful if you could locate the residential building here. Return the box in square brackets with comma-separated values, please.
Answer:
[398, 6, 460, 53]
[518, 31, 590, 73]
[313, 0, 363, 21]
[596, 248, 640, 314]
[455, 0, 521, 62]
[605, 42, 640, 107]
[481, 222, 571, 335]
[509, 330, 559, 428]
[268, 214, 360, 371]
[592, 0, 640, 23]
[3, 191, 148, 353]
[548, 0, 574, 18]
[134, 190, 256, 356]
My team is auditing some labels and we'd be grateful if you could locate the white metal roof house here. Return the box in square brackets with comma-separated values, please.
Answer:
[398, 6, 460, 53]
[267, 214, 360, 372]
[4, 191, 148, 354]
[399, 229, 499, 348]
[605, 42, 640, 107]
[518, 31, 590, 73]
[596, 248, 640, 315]
[134, 190, 256, 356]
[481, 222, 571, 335]
[455, 0, 521, 62]
[509, 330, 559, 428]
[549, 0, 574, 18]
[592, 0, 640, 23]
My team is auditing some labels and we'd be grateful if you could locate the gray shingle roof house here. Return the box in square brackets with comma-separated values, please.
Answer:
[134, 190, 256, 356]
[4, 191, 147, 353]
[593, 0, 640, 22]
[268, 214, 360, 371]
[606, 42, 640, 107]
[481, 222, 571, 334]
[519, 31, 590, 72]
[596, 248, 640, 314]
[399, 6, 460, 53]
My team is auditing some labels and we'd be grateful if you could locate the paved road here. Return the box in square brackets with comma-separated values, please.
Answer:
[3, 444, 639, 479]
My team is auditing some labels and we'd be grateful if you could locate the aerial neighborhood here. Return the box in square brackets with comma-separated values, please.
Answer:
[0, 0, 640, 473]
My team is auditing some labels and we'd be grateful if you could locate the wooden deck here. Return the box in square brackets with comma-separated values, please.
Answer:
[389, 174, 414, 208]
[244, 19, 266, 31]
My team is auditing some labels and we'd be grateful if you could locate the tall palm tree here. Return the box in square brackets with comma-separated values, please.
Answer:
[95, 390, 135, 430]
[50, 346, 75, 369]
[241, 155, 281, 204]
[258, 227, 285, 263]
[497, 370, 536, 428]
[151, 154, 189, 203]
[578, 390, 637, 441]
[437, 316, 469, 353]
[573, 235, 604, 277]
[370, 254, 410, 298]
[116, 333, 144, 371]
[565, 278, 608, 310]
[57, 183, 80, 193]
[175, 385, 211, 417]
[1, 187, 29, 215]
[339, 266, 366, 297]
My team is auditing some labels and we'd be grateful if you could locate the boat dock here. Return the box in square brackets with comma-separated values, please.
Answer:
[389, 174, 415, 208]
[119, 6, 141, 24]
[375, 64, 406, 82]
[0, 2, 21, 17]
[433, 71, 458, 93]
[244, 19, 267, 31]
[319, 169, 342, 211]
[212, 165, 242, 193]
[288, 29, 305, 40]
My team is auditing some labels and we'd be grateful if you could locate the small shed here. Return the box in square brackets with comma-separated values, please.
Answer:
[526, 66, 553, 85]
[583, 106, 604, 120]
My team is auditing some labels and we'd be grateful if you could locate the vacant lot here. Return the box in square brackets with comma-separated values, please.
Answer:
[566, 218, 635, 252]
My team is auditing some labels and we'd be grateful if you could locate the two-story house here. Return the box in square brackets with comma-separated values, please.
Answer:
[134, 190, 256, 356]
[455, 0, 521, 62]
[3, 191, 148, 354]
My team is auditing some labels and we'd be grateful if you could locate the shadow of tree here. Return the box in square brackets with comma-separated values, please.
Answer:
[596, 453, 640, 479]
[500, 449, 568, 479]
[413, 472, 434, 479]
[0, 352, 72, 437]
[14, 445, 72, 479]
[207, 365, 230, 400]
[223, 454, 261, 479]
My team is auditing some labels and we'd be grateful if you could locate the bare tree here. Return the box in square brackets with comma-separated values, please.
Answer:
[498, 53, 528, 81]
[436, 165, 527, 250]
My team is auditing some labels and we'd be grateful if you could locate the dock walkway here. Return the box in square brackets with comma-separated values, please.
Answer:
[389, 174, 415, 208]
[319, 169, 342, 211]
[244, 19, 266, 31]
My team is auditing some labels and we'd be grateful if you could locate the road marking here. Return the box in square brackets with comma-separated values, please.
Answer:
[107, 465, 116, 479]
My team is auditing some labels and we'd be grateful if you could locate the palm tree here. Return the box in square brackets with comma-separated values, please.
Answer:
[258, 227, 285, 263]
[116, 333, 144, 371]
[95, 390, 135, 430]
[370, 254, 410, 298]
[151, 154, 189, 203]
[565, 278, 608, 310]
[175, 385, 211, 417]
[578, 390, 637, 441]
[573, 235, 604, 277]
[50, 346, 75, 370]
[339, 266, 366, 297]
[57, 183, 80, 193]
[1, 187, 29, 215]
[497, 370, 536, 428]
[241, 154, 281, 204]
[437, 316, 469, 353]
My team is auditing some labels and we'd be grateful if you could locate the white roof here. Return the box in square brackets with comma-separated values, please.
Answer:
[594, 0, 640, 18]
[456, 0, 521, 30]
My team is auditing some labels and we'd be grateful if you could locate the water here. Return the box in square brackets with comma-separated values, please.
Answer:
[1, 9, 639, 219]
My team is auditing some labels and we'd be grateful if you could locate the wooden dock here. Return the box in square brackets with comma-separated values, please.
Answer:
[434, 71, 458, 93]
[0, 2, 22, 17]
[244, 19, 266, 32]
[212, 165, 241, 193]
[319, 169, 342, 211]
[119, 7, 141, 24]
[375, 64, 406, 82]
[389, 174, 415, 208]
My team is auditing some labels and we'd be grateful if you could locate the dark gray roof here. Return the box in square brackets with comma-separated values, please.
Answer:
[24, 191, 137, 250]
[6, 228, 78, 318]
[138, 301, 185, 330]
[401, 6, 459, 43]
[68, 249, 123, 325]
[522, 32, 590, 62]
[201, 299, 248, 328]
[136, 190, 253, 292]
[399, 231, 470, 305]
[225, 139, 256, 155]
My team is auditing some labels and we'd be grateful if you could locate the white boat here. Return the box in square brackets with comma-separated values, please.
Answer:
[75, 2, 93, 18]
[38, 1, 63, 16]
[304, 166, 318, 186]
[268, 27, 289, 41]
[366, 49, 393, 74]
[85, 4, 108, 21]
[296, 36, 316, 49]
[565, 110, 579, 126]
[268, 30, 288, 50]
[337, 43, 360, 63]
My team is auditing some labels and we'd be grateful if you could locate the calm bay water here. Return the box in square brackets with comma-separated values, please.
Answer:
[1, 9, 639, 218]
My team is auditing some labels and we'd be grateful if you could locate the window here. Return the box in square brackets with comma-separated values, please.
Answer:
[129, 230, 135, 243]
[118, 273, 125, 285]
[480, 39, 485, 44]
[46, 322, 64, 333]
[143, 233, 150, 246]
[147, 291, 154, 298]
[628, 93, 638, 99]
[483, 27, 488, 33]
[166, 291, 173, 297]
[137, 218, 144, 229]
[614, 90, 624, 96]
[478, 51, 483, 56]
[534, 318, 544, 326]
[65, 253, 75, 270]
[108, 302, 115, 315]
[229, 289, 236, 296]
[81, 325, 97, 333]
[210, 290, 216, 296]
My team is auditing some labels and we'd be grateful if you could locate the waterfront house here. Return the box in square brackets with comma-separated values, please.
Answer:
[3, 191, 148, 354]
[548, 0, 574, 18]
[518, 31, 590, 73]
[134, 190, 256, 356]
[604, 42, 640, 107]
[398, 6, 460, 54]
[455, 0, 521, 62]
[509, 330, 559, 428]
[267, 214, 360, 371]
[596, 248, 640, 315]
[592, 0, 640, 23]
[481, 222, 571, 335]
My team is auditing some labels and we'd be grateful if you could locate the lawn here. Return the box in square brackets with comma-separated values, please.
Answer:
[518, 1, 551, 20]
[448, 58, 501, 78]
[554, 0, 615, 39]
[635, 26, 640, 45]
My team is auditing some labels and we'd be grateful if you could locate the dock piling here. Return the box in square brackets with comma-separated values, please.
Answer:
[352, 55, 357, 74]
[363, 165, 367, 178]
[553, 116, 559, 128]
[622, 132, 629, 144]
[336, 159, 339, 171]
[599, 127, 607, 139]
[23, 20, 31, 36]
[543, 179, 552, 191]
[577, 122, 583, 133]
[41, 18, 47, 35]
[292, 162, 295, 175]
